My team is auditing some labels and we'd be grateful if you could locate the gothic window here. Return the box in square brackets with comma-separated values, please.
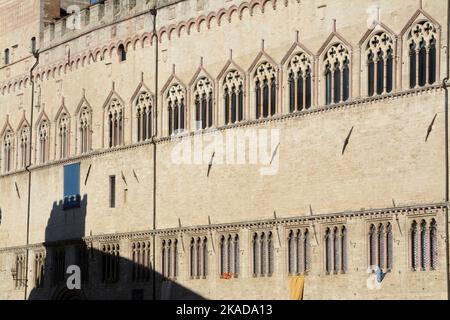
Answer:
[189, 236, 208, 279]
[430, 219, 438, 270]
[57, 112, 70, 159]
[411, 221, 419, 271]
[79, 106, 91, 154]
[420, 220, 428, 270]
[136, 92, 153, 142]
[132, 241, 151, 282]
[167, 84, 186, 135]
[324, 43, 350, 105]
[19, 125, 30, 169]
[325, 228, 332, 274]
[101, 243, 120, 283]
[386, 223, 393, 269]
[411, 219, 438, 271]
[161, 239, 178, 279]
[220, 234, 239, 278]
[252, 231, 274, 277]
[408, 21, 438, 88]
[325, 226, 347, 275]
[194, 77, 214, 130]
[288, 52, 312, 112]
[341, 226, 347, 273]
[34, 251, 45, 288]
[369, 222, 392, 271]
[366, 32, 394, 96]
[38, 119, 50, 164]
[254, 62, 277, 119]
[2, 129, 13, 173]
[14, 254, 26, 289]
[224, 70, 244, 124]
[107, 98, 124, 148]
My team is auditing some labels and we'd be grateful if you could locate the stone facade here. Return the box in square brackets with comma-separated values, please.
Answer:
[0, 0, 449, 300]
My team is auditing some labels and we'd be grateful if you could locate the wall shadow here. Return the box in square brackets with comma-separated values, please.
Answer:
[28, 195, 205, 300]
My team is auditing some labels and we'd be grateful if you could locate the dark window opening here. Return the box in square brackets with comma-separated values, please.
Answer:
[109, 175, 116, 208]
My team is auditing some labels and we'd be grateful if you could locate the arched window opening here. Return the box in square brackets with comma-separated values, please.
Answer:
[167, 84, 185, 136]
[107, 98, 124, 148]
[341, 226, 347, 273]
[2, 129, 13, 173]
[324, 43, 350, 105]
[288, 230, 295, 275]
[386, 223, 393, 270]
[254, 62, 277, 119]
[224, 70, 244, 124]
[408, 21, 438, 88]
[79, 106, 91, 154]
[194, 77, 214, 130]
[58, 112, 70, 159]
[325, 228, 332, 274]
[118, 44, 126, 62]
[411, 221, 419, 271]
[333, 227, 340, 274]
[38, 120, 50, 164]
[369, 224, 377, 267]
[19, 125, 30, 169]
[420, 220, 428, 270]
[366, 32, 394, 96]
[161, 238, 178, 279]
[253, 231, 273, 277]
[189, 237, 206, 279]
[430, 219, 438, 270]
[136, 92, 153, 142]
[31, 37, 37, 54]
[288, 52, 312, 113]
[4, 48, 10, 65]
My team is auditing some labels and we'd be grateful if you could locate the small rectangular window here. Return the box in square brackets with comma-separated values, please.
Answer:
[109, 176, 116, 208]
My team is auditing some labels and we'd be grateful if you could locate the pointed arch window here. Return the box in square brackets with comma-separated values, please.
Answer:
[19, 125, 30, 169]
[411, 219, 438, 271]
[324, 43, 350, 105]
[224, 70, 244, 125]
[161, 238, 178, 279]
[189, 236, 208, 279]
[79, 106, 91, 154]
[287, 228, 310, 275]
[408, 21, 438, 88]
[254, 62, 277, 119]
[369, 222, 392, 271]
[194, 77, 214, 130]
[288, 52, 312, 113]
[131, 241, 151, 282]
[58, 112, 70, 159]
[411, 221, 419, 271]
[2, 129, 13, 173]
[107, 98, 124, 148]
[366, 32, 394, 96]
[167, 84, 185, 136]
[324, 225, 347, 275]
[219, 234, 239, 279]
[136, 92, 153, 142]
[430, 219, 438, 270]
[38, 120, 50, 164]
[252, 231, 274, 277]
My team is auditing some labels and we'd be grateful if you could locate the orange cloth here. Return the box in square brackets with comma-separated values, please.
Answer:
[289, 276, 305, 300]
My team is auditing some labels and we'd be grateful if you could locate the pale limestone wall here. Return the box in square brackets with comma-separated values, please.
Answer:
[0, 0, 449, 300]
